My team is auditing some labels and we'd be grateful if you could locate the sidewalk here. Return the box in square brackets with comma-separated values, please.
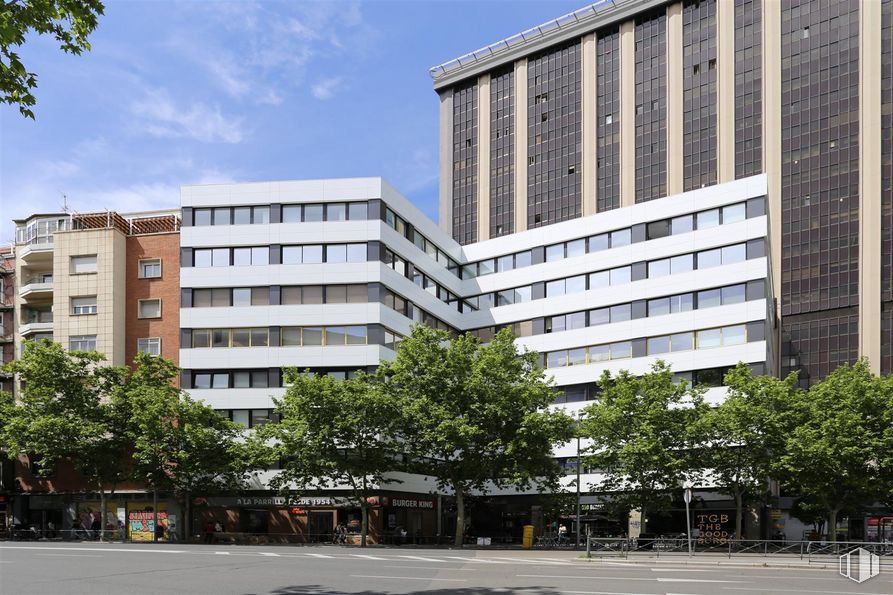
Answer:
[575, 550, 893, 570]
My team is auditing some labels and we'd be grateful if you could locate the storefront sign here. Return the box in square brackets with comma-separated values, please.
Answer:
[199, 496, 355, 508]
[129, 511, 168, 542]
[385, 497, 435, 509]
[696, 513, 732, 544]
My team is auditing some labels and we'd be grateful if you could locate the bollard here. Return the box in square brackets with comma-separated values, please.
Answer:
[586, 528, 591, 559]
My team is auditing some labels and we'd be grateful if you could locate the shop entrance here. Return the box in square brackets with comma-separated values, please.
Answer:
[308, 511, 332, 542]
[240, 509, 269, 535]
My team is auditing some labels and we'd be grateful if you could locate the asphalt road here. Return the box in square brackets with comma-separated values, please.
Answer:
[1, 542, 891, 595]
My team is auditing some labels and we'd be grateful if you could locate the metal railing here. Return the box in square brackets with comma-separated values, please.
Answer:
[583, 536, 893, 565]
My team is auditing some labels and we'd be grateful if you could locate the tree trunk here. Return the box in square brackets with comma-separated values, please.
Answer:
[183, 491, 191, 542]
[640, 503, 648, 535]
[360, 503, 368, 548]
[153, 488, 158, 543]
[454, 487, 465, 547]
[734, 490, 743, 540]
[828, 508, 838, 543]
[99, 484, 106, 543]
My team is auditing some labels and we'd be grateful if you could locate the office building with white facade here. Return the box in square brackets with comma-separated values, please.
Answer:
[432, 0, 892, 388]
[178, 173, 774, 540]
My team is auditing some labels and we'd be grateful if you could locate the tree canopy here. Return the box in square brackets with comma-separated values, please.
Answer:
[378, 326, 574, 546]
[581, 361, 706, 534]
[773, 360, 892, 541]
[2, 339, 128, 539]
[695, 363, 798, 539]
[260, 371, 402, 546]
[1, 0, 105, 118]
[122, 353, 249, 540]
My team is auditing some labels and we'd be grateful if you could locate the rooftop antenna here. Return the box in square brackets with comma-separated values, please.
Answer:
[61, 192, 70, 213]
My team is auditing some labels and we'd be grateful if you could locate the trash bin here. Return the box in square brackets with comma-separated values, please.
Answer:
[522, 525, 534, 549]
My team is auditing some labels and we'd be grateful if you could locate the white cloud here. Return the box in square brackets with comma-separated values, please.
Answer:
[167, 1, 374, 106]
[311, 77, 343, 100]
[130, 88, 245, 144]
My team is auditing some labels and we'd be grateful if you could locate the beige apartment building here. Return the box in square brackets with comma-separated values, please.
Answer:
[13, 210, 180, 368]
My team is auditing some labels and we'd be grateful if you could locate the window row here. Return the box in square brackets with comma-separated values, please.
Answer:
[544, 323, 758, 369]
[469, 280, 765, 340]
[190, 244, 368, 267]
[381, 246, 462, 310]
[191, 202, 369, 226]
[186, 367, 365, 389]
[280, 326, 368, 347]
[379, 286, 458, 335]
[217, 408, 280, 428]
[186, 285, 367, 307]
[73, 256, 161, 279]
[69, 297, 162, 319]
[550, 363, 768, 404]
[187, 325, 382, 348]
[383, 207, 461, 276]
[464, 239, 764, 307]
[461, 198, 763, 277]
[282, 244, 366, 265]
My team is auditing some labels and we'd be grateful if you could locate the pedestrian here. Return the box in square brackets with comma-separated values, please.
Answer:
[204, 521, 214, 544]
[46, 521, 55, 540]
[214, 521, 223, 544]
[558, 523, 568, 545]
[118, 520, 126, 542]
[91, 517, 101, 540]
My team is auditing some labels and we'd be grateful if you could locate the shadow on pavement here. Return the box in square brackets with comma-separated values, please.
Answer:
[264, 586, 565, 595]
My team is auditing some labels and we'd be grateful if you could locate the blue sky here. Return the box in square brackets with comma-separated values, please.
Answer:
[0, 0, 584, 241]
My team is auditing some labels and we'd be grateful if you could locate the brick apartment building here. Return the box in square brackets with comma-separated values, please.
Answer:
[8, 210, 181, 537]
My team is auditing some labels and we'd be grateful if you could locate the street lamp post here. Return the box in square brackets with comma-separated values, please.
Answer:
[576, 411, 583, 550]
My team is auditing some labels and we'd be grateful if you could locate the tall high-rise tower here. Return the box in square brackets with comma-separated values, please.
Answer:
[431, 0, 892, 385]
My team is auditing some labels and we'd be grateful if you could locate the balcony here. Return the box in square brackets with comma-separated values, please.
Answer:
[17, 242, 55, 266]
[20, 321, 54, 336]
[19, 276, 53, 298]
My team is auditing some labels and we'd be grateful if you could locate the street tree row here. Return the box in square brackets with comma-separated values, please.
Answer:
[585, 360, 893, 541]
[2, 329, 891, 546]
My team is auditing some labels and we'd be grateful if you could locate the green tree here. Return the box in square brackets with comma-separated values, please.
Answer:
[774, 360, 891, 541]
[581, 361, 705, 534]
[260, 371, 401, 547]
[379, 326, 574, 547]
[1, 0, 104, 118]
[3, 339, 128, 540]
[695, 364, 798, 539]
[122, 353, 249, 541]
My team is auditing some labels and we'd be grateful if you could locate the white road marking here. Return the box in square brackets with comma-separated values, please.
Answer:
[490, 556, 572, 565]
[445, 556, 500, 563]
[306, 553, 335, 558]
[722, 588, 893, 594]
[398, 555, 444, 562]
[517, 574, 744, 583]
[260, 552, 280, 557]
[0, 546, 186, 554]
[35, 553, 103, 558]
[214, 551, 230, 555]
[650, 568, 716, 572]
[563, 592, 664, 595]
[351, 575, 466, 582]
[657, 578, 745, 583]
[352, 554, 387, 560]
[381, 564, 477, 571]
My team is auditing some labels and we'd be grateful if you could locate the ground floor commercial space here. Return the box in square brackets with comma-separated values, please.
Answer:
[194, 492, 439, 545]
[7, 492, 180, 541]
